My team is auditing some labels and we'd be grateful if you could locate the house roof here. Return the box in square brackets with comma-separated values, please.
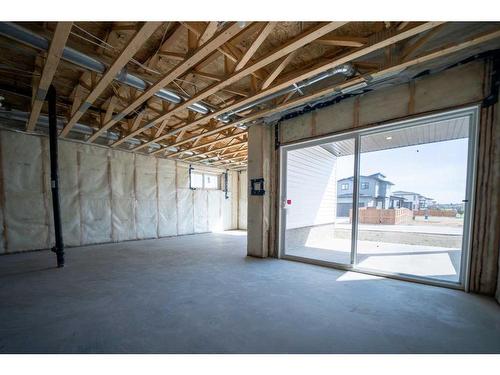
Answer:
[338, 173, 394, 185]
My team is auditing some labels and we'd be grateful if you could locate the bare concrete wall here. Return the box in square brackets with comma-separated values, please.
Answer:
[255, 58, 500, 297]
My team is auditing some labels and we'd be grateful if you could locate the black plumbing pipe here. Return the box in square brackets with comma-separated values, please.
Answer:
[47, 85, 64, 267]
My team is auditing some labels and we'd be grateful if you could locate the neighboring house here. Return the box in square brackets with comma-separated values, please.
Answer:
[393, 191, 436, 210]
[336, 173, 397, 216]
[392, 191, 420, 210]
[420, 196, 437, 209]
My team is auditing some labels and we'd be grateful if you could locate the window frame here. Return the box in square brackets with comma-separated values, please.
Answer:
[189, 169, 221, 190]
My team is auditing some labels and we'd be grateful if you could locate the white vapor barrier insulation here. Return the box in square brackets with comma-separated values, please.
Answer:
[0, 129, 239, 253]
[157, 158, 177, 237]
[79, 145, 112, 244]
[194, 189, 208, 233]
[208, 190, 223, 232]
[1, 131, 49, 251]
[58, 141, 82, 246]
[135, 154, 158, 239]
[110, 150, 136, 242]
[238, 170, 248, 230]
[176, 163, 190, 189]
[177, 188, 194, 235]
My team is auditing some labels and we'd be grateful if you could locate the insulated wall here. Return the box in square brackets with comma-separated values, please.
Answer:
[238, 170, 247, 230]
[0, 129, 238, 253]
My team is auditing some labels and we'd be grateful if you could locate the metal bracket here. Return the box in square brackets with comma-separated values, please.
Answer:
[250, 178, 265, 196]
[189, 165, 196, 190]
[223, 169, 229, 199]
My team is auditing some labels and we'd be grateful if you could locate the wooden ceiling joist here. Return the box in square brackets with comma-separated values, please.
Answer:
[26, 22, 73, 131]
[158, 26, 500, 157]
[198, 22, 219, 47]
[167, 131, 247, 158]
[210, 154, 247, 166]
[182, 139, 248, 160]
[86, 22, 248, 143]
[400, 24, 445, 62]
[313, 35, 368, 48]
[60, 22, 161, 137]
[122, 22, 347, 151]
[261, 50, 297, 90]
[194, 148, 248, 163]
[234, 22, 277, 71]
[148, 22, 442, 154]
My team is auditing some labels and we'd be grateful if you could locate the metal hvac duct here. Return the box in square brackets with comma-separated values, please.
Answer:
[0, 22, 210, 114]
[217, 63, 356, 123]
[0, 108, 161, 149]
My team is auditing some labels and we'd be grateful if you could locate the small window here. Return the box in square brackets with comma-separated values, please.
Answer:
[204, 174, 219, 189]
[191, 172, 203, 189]
[361, 182, 369, 190]
[341, 183, 349, 190]
[190, 170, 220, 190]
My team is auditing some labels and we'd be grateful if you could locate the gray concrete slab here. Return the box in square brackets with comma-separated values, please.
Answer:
[0, 231, 499, 354]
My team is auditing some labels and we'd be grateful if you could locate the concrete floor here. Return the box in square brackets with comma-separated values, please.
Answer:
[1, 231, 500, 354]
[286, 239, 461, 282]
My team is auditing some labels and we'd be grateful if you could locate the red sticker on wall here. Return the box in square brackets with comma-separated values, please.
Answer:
[287, 199, 292, 205]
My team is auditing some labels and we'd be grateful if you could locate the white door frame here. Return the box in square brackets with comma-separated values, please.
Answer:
[278, 105, 479, 290]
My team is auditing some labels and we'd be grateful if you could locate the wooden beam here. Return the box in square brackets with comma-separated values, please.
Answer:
[400, 24, 445, 62]
[199, 22, 219, 46]
[129, 110, 146, 132]
[153, 22, 500, 159]
[235, 22, 277, 71]
[166, 131, 247, 158]
[26, 22, 73, 131]
[154, 118, 170, 138]
[60, 22, 161, 137]
[312, 36, 368, 48]
[157, 51, 187, 61]
[102, 96, 118, 125]
[157, 23, 500, 158]
[87, 22, 248, 143]
[261, 51, 297, 90]
[210, 154, 247, 166]
[120, 22, 347, 150]
[182, 139, 248, 160]
[191, 71, 225, 82]
[208, 148, 248, 161]
[144, 22, 441, 154]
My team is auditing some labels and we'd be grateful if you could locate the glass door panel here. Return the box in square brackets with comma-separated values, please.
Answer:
[283, 138, 355, 265]
[355, 116, 471, 283]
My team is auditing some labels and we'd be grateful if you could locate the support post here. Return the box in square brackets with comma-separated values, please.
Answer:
[47, 85, 64, 267]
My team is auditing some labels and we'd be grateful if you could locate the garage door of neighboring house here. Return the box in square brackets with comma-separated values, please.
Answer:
[336, 203, 351, 217]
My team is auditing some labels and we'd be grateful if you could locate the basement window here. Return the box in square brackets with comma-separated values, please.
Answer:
[190, 171, 220, 190]
[204, 173, 219, 189]
[190, 172, 204, 189]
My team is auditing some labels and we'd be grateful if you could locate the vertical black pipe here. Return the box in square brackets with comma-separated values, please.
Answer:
[224, 169, 229, 199]
[47, 85, 64, 267]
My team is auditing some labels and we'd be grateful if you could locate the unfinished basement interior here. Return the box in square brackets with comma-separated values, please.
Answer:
[0, 20, 500, 355]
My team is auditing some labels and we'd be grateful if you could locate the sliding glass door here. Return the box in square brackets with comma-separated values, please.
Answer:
[280, 107, 477, 288]
[281, 137, 355, 266]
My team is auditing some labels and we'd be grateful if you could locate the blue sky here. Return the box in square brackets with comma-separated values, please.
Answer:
[335, 138, 469, 204]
